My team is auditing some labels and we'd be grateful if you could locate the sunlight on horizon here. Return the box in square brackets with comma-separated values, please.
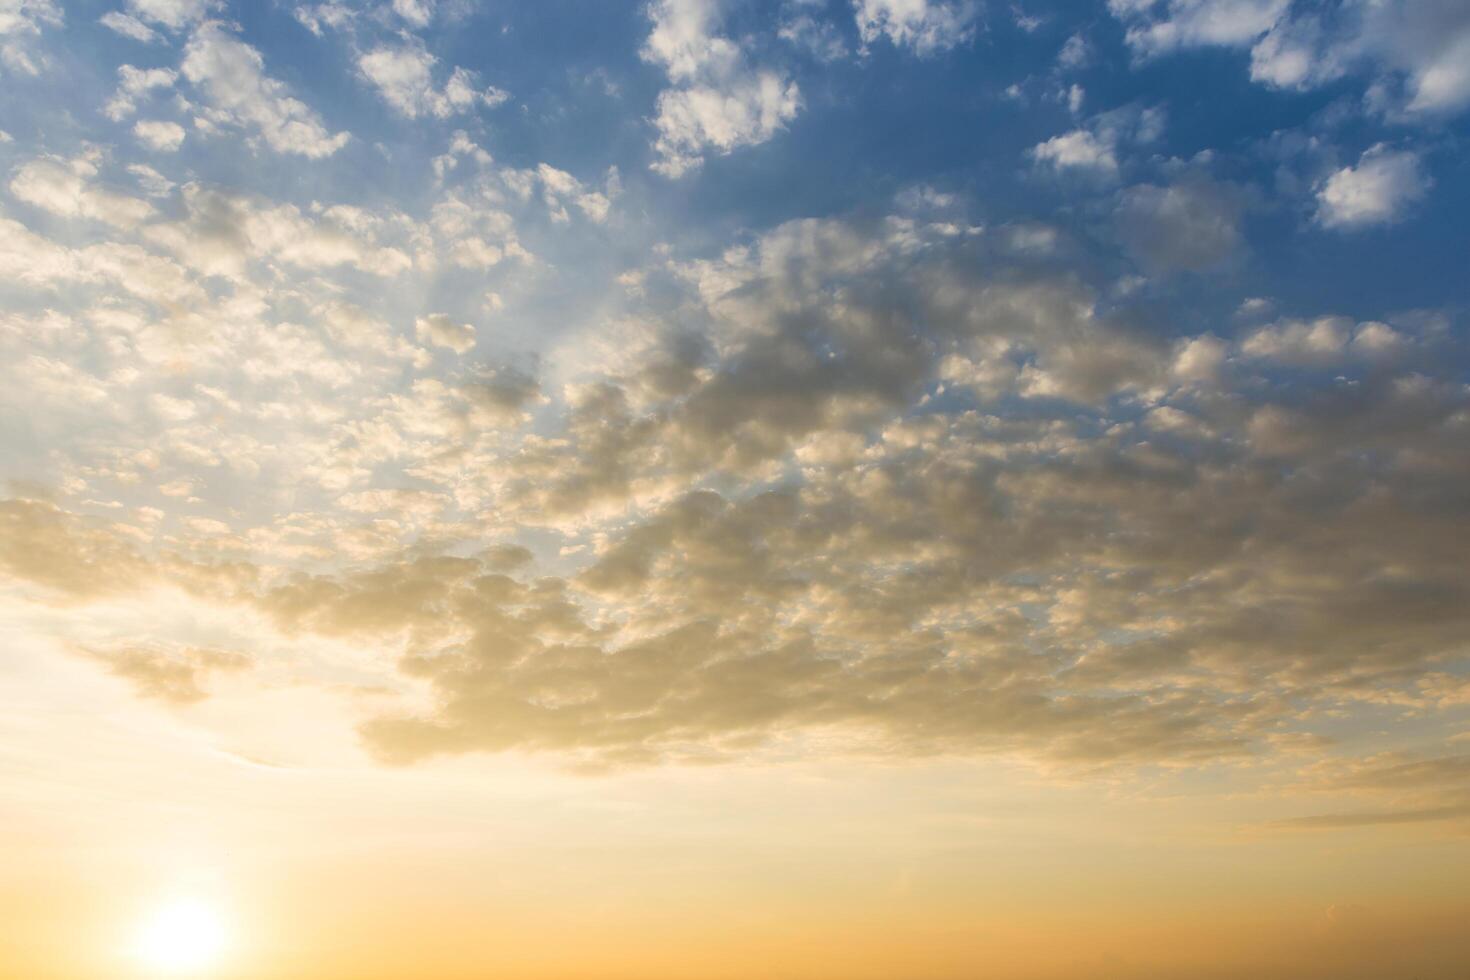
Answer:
[131, 897, 230, 976]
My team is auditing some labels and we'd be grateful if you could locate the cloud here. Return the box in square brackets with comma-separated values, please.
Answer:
[534, 163, 613, 223]
[1057, 32, 1090, 68]
[2, 247, 1467, 769]
[103, 64, 177, 120]
[415, 313, 475, 353]
[1272, 752, 1470, 830]
[0, 0, 61, 37]
[81, 644, 251, 704]
[1270, 804, 1470, 829]
[0, 212, 204, 304]
[123, 0, 216, 30]
[392, 0, 433, 28]
[643, 0, 801, 177]
[0, 0, 61, 74]
[1113, 0, 1470, 120]
[181, 21, 350, 158]
[853, 0, 977, 55]
[0, 497, 153, 598]
[0, 120, 1466, 786]
[1109, 0, 1287, 58]
[1116, 177, 1245, 271]
[358, 41, 510, 119]
[145, 183, 415, 278]
[99, 10, 160, 42]
[9, 155, 155, 228]
[1240, 316, 1350, 365]
[128, 163, 175, 197]
[649, 75, 801, 178]
[1031, 128, 1118, 173]
[292, 2, 353, 36]
[1315, 145, 1428, 228]
[1030, 105, 1165, 177]
[134, 118, 186, 152]
[778, 13, 848, 61]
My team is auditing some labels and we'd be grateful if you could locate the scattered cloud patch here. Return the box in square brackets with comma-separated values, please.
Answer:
[358, 41, 510, 119]
[643, 0, 801, 177]
[854, 0, 977, 55]
[415, 313, 475, 353]
[1032, 128, 1117, 173]
[9, 154, 155, 228]
[83, 644, 250, 704]
[134, 118, 186, 151]
[1113, 0, 1470, 120]
[1315, 145, 1428, 228]
[1117, 177, 1245, 271]
[119, 0, 216, 31]
[103, 64, 177, 120]
[181, 21, 350, 157]
[99, 10, 160, 42]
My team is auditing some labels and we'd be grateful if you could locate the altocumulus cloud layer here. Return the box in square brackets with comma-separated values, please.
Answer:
[1, 0, 1468, 804]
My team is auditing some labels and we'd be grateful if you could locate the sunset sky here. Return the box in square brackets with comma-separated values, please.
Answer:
[2, 0, 1469, 977]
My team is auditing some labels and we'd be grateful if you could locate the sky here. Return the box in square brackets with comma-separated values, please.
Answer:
[1, 0, 1469, 977]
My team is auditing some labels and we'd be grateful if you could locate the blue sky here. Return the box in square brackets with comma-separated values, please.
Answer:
[10, 1, 1468, 317]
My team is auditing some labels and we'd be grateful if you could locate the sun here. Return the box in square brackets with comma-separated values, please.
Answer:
[133, 897, 229, 975]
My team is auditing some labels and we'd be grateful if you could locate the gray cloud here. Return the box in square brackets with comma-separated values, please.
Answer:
[1, 208, 1466, 775]
[1116, 177, 1246, 272]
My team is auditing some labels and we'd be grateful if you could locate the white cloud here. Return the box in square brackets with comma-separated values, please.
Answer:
[181, 22, 350, 158]
[642, 0, 732, 82]
[1110, 0, 1288, 58]
[99, 10, 160, 42]
[643, 0, 801, 177]
[0, 0, 61, 36]
[534, 163, 612, 223]
[854, 0, 977, 55]
[145, 184, 414, 278]
[1030, 104, 1164, 177]
[393, 0, 433, 28]
[123, 0, 215, 31]
[651, 75, 801, 178]
[134, 119, 186, 152]
[0, 0, 60, 74]
[0, 213, 204, 304]
[1170, 333, 1229, 384]
[1058, 32, 1090, 68]
[429, 193, 528, 269]
[1315, 145, 1428, 229]
[1240, 316, 1350, 365]
[777, 14, 848, 61]
[292, 3, 353, 36]
[1114, 0, 1470, 120]
[128, 163, 175, 197]
[1031, 128, 1117, 173]
[358, 43, 509, 119]
[103, 64, 176, 121]
[1258, 1, 1470, 117]
[432, 130, 493, 180]
[9, 155, 154, 228]
[414, 313, 475, 353]
[1248, 13, 1343, 89]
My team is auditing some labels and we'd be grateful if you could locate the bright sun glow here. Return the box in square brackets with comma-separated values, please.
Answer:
[133, 898, 229, 975]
